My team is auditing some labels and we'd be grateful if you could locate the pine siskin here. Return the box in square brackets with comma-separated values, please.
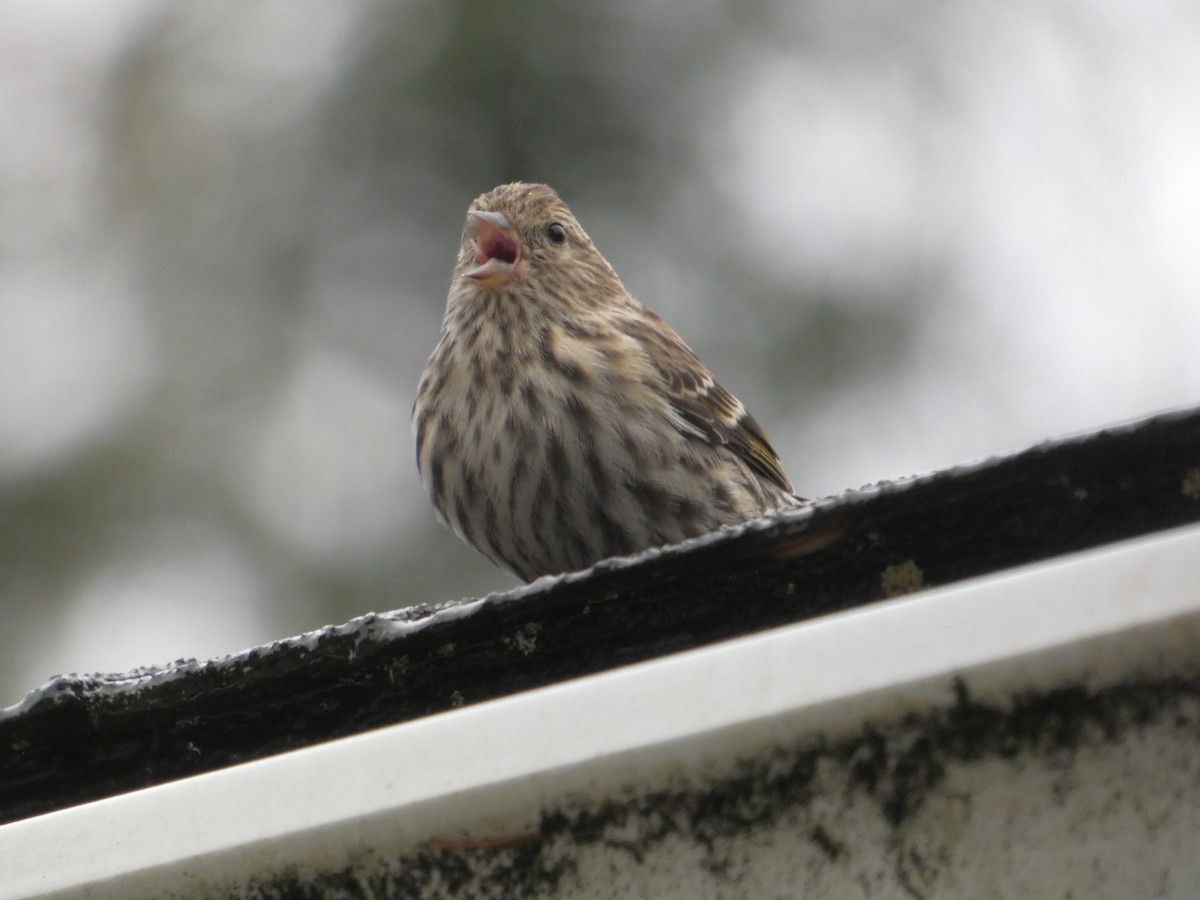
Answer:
[413, 183, 801, 582]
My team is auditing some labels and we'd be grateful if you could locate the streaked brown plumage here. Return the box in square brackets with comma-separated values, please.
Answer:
[413, 182, 800, 581]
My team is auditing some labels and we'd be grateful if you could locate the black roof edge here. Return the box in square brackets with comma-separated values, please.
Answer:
[2, 404, 1198, 825]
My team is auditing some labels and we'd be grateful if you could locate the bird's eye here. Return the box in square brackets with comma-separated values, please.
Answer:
[546, 222, 567, 245]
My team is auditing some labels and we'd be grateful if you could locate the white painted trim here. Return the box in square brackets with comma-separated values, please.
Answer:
[3, 524, 1198, 899]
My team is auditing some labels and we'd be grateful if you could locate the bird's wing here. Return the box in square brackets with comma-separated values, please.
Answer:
[629, 311, 794, 494]
[669, 371, 794, 494]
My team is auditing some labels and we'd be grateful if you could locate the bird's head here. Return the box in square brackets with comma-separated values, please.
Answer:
[455, 183, 623, 306]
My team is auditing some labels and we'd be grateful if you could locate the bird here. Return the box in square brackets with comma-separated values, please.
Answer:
[413, 182, 801, 582]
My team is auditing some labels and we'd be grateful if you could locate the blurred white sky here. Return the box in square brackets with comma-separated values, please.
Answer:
[708, 2, 1200, 488]
[1, 0, 1197, 701]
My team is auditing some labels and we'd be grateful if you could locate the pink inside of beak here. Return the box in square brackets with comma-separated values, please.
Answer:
[476, 230, 519, 265]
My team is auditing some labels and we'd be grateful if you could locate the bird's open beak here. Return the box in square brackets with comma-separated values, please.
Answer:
[465, 210, 521, 284]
